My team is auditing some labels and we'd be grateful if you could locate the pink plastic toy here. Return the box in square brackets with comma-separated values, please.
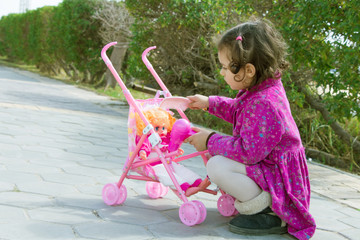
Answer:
[145, 181, 169, 199]
[100, 42, 234, 226]
[168, 119, 196, 153]
[217, 194, 239, 217]
[160, 97, 191, 111]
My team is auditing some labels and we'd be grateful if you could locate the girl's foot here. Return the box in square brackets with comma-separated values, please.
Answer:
[228, 208, 287, 235]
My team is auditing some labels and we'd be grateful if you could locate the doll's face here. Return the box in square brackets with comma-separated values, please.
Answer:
[155, 125, 167, 137]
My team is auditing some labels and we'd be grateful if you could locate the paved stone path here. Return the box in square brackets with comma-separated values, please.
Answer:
[1, 65, 360, 239]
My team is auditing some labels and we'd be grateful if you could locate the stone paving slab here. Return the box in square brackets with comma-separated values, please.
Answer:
[309, 163, 360, 210]
[1, 65, 360, 239]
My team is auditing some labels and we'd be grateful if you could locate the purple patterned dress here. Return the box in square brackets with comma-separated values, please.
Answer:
[207, 77, 316, 239]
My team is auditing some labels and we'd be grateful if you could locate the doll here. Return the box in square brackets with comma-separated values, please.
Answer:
[135, 107, 210, 197]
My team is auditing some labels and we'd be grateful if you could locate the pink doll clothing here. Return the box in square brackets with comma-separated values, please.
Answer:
[136, 133, 170, 166]
[207, 77, 316, 240]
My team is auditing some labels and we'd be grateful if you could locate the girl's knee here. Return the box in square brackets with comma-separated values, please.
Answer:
[206, 155, 225, 182]
[207, 155, 248, 183]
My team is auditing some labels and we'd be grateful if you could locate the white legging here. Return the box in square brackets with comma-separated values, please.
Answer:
[207, 155, 262, 202]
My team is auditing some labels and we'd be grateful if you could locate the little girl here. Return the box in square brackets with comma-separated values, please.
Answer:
[185, 18, 316, 239]
[135, 107, 210, 197]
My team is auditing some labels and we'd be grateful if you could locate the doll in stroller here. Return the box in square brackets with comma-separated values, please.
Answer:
[135, 107, 211, 197]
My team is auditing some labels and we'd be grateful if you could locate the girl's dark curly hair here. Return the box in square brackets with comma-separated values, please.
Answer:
[217, 17, 289, 88]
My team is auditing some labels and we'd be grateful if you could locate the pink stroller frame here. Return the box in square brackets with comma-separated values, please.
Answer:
[101, 42, 238, 226]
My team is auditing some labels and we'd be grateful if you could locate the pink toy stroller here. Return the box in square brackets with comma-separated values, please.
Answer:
[101, 42, 238, 226]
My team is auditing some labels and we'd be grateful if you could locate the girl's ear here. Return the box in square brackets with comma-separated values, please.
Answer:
[245, 63, 256, 78]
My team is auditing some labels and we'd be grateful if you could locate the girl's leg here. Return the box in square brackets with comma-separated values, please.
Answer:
[207, 156, 286, 235]
[206, 155, 262, 202]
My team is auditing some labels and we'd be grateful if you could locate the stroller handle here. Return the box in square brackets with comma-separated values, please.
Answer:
[101, 42, 153, 127]
[101, 42, 118, 66]
[141, 46, 172, 98]
[141, 45, 189, 121]
[142, 46, 156, 69]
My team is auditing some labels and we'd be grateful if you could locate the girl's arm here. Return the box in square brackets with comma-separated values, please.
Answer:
[207, 99, 285, 164]
[208, 96, 240, 123]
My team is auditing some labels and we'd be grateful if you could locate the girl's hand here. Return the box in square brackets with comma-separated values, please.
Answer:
[187, 95, 209, 110]
[139, 150, 147, 160]
[184, 127, 212, 151]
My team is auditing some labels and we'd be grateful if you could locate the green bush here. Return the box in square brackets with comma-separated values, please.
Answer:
[0, 0, 105, 83]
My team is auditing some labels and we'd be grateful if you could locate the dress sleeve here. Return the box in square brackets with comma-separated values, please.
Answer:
[207, 99, 285, 164]
[208, 96, 239, 123]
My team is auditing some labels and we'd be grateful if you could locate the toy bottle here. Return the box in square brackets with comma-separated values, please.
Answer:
[168, 119, 196, 152]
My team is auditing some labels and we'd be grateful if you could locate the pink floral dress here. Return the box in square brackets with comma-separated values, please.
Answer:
[207, 77, 316, 240]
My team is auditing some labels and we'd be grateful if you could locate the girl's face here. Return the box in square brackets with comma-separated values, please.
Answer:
[218, 49, 253, 90]
[155, 125, 167, 137]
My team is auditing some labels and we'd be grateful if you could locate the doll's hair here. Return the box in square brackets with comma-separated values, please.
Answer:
[135, 107, 176, 136]
[217, 17, 289, 88]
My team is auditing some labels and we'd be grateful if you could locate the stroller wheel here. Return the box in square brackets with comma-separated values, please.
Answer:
[217, 194, 238, 217]
[102, 183, 121, 206]
[146, 182, 168, 199]
[192, 200, 207, 224]
[179, 201, 201, 226]
[160, 183, 169, 197]
[116, 184, 127, 205]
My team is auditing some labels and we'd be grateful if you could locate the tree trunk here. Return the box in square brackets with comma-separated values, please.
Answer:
[130, 82, 158, 95]
[104, 39, 128, 90]
[194, 81, 218, 89]
[306, 148, 348, 169]
[294, 81, 360, 155]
